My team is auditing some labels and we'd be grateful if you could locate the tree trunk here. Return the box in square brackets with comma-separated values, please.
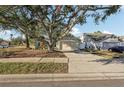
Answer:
[47, 45, 54, 52]
[91, 41, 97, 50]
[85, 42, 88, 49]
[25, 34, 30, 48]
[47, 42, 56, 52]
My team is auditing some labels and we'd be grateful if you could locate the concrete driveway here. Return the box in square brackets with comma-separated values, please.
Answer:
[64, 52, 124, 74]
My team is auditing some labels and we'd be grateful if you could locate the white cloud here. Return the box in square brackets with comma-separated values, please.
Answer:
[0, 30, 20, 40]
[0, 30, 10, 34]
[121, 5, 124, 10]
[102, 30, 113, 34]
[70, 27, 82, 37]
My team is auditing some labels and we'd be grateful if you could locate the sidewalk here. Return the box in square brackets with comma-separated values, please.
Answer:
[1, 73, 124, 83]
[0, 57, 68, 63]
[1, 52, 124, 83]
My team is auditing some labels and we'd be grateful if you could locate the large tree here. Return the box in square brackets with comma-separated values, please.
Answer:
[0, 5, 122, 51]
[0, 6, 40, 48]
[28, 5, 121, 51]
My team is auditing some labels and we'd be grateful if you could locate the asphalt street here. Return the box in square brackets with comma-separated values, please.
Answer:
[1, 79, 124, 87]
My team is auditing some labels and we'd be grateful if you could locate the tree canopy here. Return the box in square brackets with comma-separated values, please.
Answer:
[84, 31, 118, 50]
[86, 31, 117, 41]
[0, 5, 122, 51]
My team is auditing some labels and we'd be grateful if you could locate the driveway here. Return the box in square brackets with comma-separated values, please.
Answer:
[64, 52, 124, 74]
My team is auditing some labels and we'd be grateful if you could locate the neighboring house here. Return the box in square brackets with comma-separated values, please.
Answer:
[118, 36, 124, 46]
[0, 40, 9, 48]
[56, 34, 81, 51]
[102, 38, 120, 49]
[119, 36, 124, 42]
[80, 32, 123, 50]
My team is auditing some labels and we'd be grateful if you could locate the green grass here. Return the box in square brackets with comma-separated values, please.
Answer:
[0, 62, 68, 74]
[91, 50, 124, 59]
[0, 47, 25, 52]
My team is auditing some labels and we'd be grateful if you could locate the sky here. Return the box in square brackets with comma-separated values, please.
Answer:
[0, 6, 124, 40]
[71, 6, 124, 37]
[0, 29, 21, 40]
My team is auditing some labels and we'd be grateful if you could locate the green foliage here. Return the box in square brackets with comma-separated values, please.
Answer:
[87, 31, 105, 41]
[87, 31, 116, 41]
[11, 36, 24, 46]
[0, 38, 3, 41]
[0, 5, 122, 50]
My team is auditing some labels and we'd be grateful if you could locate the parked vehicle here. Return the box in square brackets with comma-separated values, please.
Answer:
[0, 45, 9, 48]
[108, 46, 124, 53]
[0, 45, 4, 48]
[79, 43, 85, 50]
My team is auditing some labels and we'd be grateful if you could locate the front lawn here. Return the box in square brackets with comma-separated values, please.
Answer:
[91, 50, 124, 59]
[0, 48, 66, 58]
[0, 62, 68, 74]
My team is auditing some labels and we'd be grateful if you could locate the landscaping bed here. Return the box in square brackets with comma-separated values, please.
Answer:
[0, 48, 66, 58]
[0, 62, 68, 74]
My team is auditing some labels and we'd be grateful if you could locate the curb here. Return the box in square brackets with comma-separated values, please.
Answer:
[1, 73, 124, 83]
[0, 57, 69, 63]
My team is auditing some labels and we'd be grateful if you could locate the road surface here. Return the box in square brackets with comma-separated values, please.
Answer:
[1, 79, 124, 87]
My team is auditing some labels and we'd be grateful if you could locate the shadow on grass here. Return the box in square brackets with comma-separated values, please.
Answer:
[90, 58, 124, 65]
[73, 50, 91, 54]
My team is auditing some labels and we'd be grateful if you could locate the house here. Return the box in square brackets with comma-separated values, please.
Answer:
[56, 34, 81, 51]
[0, 40, 10, 48]
[80, 32, 123, 50]
[118, 36, 124, 46]
[101, 38, 120, 49]
[118, 36, 124, 42]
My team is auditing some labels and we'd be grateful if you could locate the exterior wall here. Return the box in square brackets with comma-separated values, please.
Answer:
[0, 41, 9, 46]
[79, 41, 122, 50]
[56, 38, 124, 51]
[102, 42, 120, 49]
[120, 42, 124, 46]
[57, 40, 79, 51]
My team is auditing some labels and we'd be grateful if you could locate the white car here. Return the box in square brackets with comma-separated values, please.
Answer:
[0, 45, 9, 48]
